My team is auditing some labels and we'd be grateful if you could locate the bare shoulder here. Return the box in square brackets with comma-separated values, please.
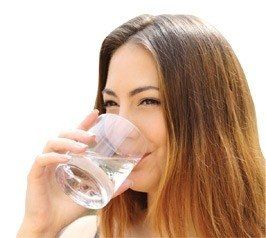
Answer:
[58, 215, 98, 238]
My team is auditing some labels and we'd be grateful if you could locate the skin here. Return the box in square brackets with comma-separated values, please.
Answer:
[17, 111, 97, 237]
[17, 42, 167, 238]
[103, 42, 168, 236]
[104, 42, 197, 237]
[17, 42, 195, 237]
[103, 42, 167, 196]
[17, 110, 131, 238]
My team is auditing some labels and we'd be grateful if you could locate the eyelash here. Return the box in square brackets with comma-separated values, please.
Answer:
[103, 98, 161, 108]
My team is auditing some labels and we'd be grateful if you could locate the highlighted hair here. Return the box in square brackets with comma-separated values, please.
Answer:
[91, 14, 265, 237]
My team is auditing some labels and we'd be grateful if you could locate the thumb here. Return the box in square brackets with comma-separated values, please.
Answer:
[77, 109, 99, 130]
[113, 179, 134, 198]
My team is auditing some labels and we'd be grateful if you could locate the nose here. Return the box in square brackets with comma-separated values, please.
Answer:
[114, 109, 140, 139]
[117, 108, 136, 127]
[104, 110, 146, 157]
[105, 106, 140, 139]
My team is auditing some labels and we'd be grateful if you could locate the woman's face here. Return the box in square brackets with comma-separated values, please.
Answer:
[102, 42, 167, 194]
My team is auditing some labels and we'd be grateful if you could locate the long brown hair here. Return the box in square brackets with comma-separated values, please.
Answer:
[92, 14, 265, 237]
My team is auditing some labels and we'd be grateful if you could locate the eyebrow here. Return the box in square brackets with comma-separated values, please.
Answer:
[102, 85, 159, 98]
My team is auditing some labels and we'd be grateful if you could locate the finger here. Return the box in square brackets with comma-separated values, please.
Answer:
[28, 152, 71, 180]
[77, 109, 99, 131]
[113, 179, 134, 198]
[58, 129, 96, 145]
[43, 137, 89, 153]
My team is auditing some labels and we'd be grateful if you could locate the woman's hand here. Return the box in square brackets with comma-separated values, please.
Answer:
[17, 109, 101, 237]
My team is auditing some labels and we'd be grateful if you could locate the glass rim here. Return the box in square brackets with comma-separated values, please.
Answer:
[97, 113, 142, 135]
[97, 113, 148, 154]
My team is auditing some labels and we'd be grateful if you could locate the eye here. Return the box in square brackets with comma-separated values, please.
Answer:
[139, 98, 161, 106]
[103, 98, 161, 108]
[103, 100, 118, 108]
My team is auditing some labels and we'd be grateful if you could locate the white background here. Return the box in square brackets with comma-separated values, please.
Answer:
[0, 0, 265, 236]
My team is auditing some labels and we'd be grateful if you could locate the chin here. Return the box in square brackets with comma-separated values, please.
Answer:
[129, 183, 149, 194]
[133, 152, 153, 170]
[126, 170, 152, 193]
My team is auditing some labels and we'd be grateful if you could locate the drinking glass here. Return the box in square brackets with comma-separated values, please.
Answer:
[55, 113, 148, 209]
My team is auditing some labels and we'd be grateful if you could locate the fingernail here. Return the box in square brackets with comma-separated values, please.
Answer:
[75, 142, 88, 148]
[91, 109, 99, 114]
[63, 155, 72, 161]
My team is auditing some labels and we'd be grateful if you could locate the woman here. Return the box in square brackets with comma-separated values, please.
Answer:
[17, 14, 265, 237]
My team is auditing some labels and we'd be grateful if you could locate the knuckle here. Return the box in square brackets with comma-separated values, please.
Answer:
[35, 155, 44, 165]
[35, 154, 43, 160]
[48, 151, 59, 158]
[45, 139, 54, 149]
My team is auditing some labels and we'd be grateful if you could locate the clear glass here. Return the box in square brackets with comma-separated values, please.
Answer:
[54, 113, 148, 209]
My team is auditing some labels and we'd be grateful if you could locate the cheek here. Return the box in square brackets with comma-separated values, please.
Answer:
[140, 111, 167, 141]
[128, 117, 167, 193]
[128, 152, 165, 193]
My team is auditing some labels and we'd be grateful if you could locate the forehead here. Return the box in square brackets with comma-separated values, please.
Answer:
[106, 43, 159, 90]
